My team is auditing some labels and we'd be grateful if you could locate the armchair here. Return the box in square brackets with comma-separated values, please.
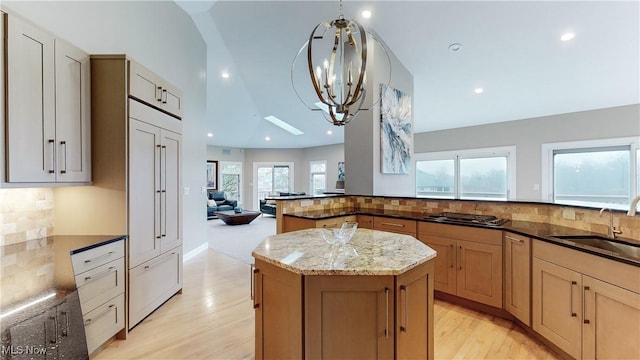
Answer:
[207, 191, 238, 219]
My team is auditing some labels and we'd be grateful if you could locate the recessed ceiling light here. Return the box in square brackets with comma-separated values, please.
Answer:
[361, 10, 372, 19]
[207, 133, 213, 137]
[560, 32, 575, 42]
[474, 88, 484, 94]
[265, 136, 270, 141]
[448, 43, 463, 53]
[221, 71, 230, 79]
[264, 115, 304, 135]
[327, 130, 333, 135]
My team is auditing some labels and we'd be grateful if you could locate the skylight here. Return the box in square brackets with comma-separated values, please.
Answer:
[264, 115, 304, 135]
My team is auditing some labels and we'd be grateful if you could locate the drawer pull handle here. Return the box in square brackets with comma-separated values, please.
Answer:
[505, 235, 523, 243]
[570, 281, 577, 317]
[84, 266, 117, 282]
[384, 287, 390, 338]
[381, 222, 405, 227]
[322, 223, 337, 228]
[85, 304, 116, 325]
[48, 139, 56, 174]
[156, 86, 163, 101]
[144, 252, 176, 270]
[583, 285, 590, 324]
[400, 285, 408, 333]
[84, 251, 116, 264]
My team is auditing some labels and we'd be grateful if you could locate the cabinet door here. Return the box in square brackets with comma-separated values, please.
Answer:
[54, 38, 91, 182]
[532, 258, 582, 359]
[6, 14, 56, 182]
[357, 215, 374, 229]
[305, 275, 394, 359]
[396, 260, 434, 360]
[504, 232, 531, 325]
[457, 240, 502, 308]
[254, 260, 303, 360]
[418, 235, 457, 295]
[583, 276, 640, 359]
[129, 248, 182, 329]
[159, 130, 182, 252]
[129, 119, 162, 268]
[129, 60, 183, 118]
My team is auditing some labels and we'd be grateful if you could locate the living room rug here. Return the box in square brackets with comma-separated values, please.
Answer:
[207, 214, 277, 264]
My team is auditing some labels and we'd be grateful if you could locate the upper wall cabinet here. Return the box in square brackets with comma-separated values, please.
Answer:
[4, 13, 91, 184]
[129, 61, 183, 119]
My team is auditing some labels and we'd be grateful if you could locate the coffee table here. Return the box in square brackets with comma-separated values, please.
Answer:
[214, 210, 261, 225]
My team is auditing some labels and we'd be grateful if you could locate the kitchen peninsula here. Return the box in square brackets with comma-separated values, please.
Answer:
[252, 228, 437, 359]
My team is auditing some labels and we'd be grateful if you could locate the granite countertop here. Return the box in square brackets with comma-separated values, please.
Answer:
[283, 210, 640, 267]
[252, 228, 437, 275]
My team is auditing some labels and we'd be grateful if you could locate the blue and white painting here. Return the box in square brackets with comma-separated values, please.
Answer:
[380, 84, 412, 174]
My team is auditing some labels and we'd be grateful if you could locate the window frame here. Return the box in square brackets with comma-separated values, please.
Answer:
[220, 161, 243, 205]
[541, 136, 639, 209]
[309, 160, 327, 196]
[414, 146, 517, 200]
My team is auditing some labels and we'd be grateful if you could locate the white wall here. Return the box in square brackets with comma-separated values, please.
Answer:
[414, 104, 640, 201]
[4, 1, 208, 255]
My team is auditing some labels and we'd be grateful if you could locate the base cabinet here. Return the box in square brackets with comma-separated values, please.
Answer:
[254, 259, 434, 360]
[533, 240, 640, 360]
[418, 223, 502, 308]
[503, 232, 531, 325]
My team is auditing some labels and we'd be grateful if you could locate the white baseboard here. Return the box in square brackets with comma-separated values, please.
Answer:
[183, 242, 208, 263]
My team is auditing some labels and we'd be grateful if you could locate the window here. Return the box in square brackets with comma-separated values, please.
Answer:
[220, 162, 242, 204]
[254, 162, 294, 202]
[310, 161, 327, 195]
[415, 146, 516, 200]
[542, 137, 639, 209]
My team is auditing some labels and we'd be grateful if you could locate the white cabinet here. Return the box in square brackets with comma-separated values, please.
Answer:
[72, 239, 126, 355]
[4, 13, 90, 184]
[129, 60, 183, 118]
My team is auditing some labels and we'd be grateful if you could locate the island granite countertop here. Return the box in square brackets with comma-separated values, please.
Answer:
[252, 228, 437, 276]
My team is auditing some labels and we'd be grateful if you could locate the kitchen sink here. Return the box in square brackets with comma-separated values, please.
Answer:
[548, 235, 640, 262]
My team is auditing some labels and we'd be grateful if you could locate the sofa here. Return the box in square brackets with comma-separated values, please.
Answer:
[260, 199, 276, 216]
[207, 191, 237, 218]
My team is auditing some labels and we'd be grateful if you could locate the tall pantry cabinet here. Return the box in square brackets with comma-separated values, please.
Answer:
[90, 55, 183, 329]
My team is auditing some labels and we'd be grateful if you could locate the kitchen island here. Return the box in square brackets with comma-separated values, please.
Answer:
[252, 228, 437, 359]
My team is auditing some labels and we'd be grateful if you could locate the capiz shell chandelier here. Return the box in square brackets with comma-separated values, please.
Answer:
[307, 0, 368, 126]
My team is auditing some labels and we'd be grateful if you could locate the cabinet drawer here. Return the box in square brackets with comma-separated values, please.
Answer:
[76, 258, 125, 315]
[315, 217, 345, 229]
[72, 240, 125, 275]
[418, 222, 502, 246]
[129, 247, 182, 328]
[84, 293, 125, 354]
[373, 217, 417, 235]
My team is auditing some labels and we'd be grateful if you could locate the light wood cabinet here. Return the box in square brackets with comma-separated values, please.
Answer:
[357, 215, 374, 229]
[503, 232, 531, 325]
[254, 258, 434, 359]
[253, 259, 303, 359]
[373, 216, 417, 237]
[282, 214, 356, 232]
[418, 222, 503, 308]
[533, 240, 640, 360]
[4, 13, 90, 184]
[129, 60, 183, 118]
[72, 239, 126, 355]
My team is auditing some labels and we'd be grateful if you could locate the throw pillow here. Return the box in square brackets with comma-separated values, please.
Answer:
[207, 199, 216, 207]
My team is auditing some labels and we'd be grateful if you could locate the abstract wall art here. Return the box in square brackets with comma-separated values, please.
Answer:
[380, 84, 412, 174]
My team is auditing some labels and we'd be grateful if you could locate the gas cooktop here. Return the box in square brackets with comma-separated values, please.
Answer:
[424, 212, 509, 227]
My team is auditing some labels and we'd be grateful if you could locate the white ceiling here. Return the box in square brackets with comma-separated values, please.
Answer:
[177, 0, 640, 149]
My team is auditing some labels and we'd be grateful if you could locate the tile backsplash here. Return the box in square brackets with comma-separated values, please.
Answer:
[0, 188, 54, 246]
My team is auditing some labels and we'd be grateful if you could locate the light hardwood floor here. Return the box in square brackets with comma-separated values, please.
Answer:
[95, 249, 560, 360]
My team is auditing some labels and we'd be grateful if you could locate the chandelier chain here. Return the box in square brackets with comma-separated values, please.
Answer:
[339, 0, 344, 19]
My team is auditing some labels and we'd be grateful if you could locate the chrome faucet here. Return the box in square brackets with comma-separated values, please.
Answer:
[600, 207, 622, 239]
[628, 195, 640, 216]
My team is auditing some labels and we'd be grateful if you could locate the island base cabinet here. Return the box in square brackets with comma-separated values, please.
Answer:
[305, 275, 395, 359]
[396, 260, 434, 360]
[582, 276, 640, 359]
[253, 259, 303, 360]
